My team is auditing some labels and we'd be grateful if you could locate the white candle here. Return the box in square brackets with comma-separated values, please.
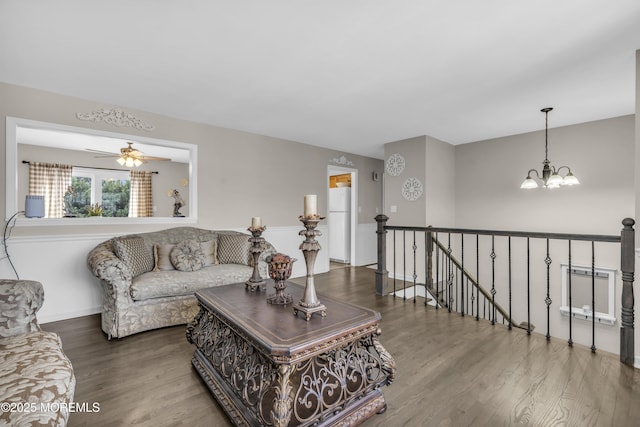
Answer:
[251, 217, 262, 228]
[304, 195, 317, 218]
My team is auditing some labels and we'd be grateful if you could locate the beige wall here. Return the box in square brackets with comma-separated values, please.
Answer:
[383, 136, 427, 226]
[455, 115, 634, 235]
[1, 82, 383, 233]
[425, 136, 455, 227]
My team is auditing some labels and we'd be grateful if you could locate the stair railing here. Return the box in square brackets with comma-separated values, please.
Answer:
[375, 215, 635, 367]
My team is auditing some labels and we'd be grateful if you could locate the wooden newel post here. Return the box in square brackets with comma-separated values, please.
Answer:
[375, 214, 389, 296]
[620, 217, 635, 367]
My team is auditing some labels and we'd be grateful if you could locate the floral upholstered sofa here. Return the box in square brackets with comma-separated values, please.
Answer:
[0, 279, 76, 427]
[87, 227, 276, 339]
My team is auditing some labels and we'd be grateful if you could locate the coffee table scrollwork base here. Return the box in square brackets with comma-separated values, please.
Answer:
[187, 283, 395, 426]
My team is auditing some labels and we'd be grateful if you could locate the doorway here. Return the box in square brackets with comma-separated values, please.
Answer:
[327, 165, 357, 267]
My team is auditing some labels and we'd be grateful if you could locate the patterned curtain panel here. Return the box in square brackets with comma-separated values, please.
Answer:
[129, 170, 153, 217]
[28, 162, 73, 218]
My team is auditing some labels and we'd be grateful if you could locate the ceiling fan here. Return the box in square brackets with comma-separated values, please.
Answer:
[87, 142, 171, 167]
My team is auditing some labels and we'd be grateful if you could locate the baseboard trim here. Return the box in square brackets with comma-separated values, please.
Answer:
[40, 306, 101, 324]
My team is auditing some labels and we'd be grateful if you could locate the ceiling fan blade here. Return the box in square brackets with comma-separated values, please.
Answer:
[86, 148, 119, 155]
[86, 144, 171, 163]
[139, 156, 171, 161]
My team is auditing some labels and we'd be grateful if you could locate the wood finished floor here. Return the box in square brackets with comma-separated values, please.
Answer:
[43, 266, 640, 427]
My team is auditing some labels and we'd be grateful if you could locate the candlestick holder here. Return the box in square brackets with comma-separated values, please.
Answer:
[245, 225, 267, 291]
[267, 253, 295, 305]
[293, 215, 327, 321]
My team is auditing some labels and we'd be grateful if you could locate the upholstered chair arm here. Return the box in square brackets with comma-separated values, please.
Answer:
[0, 279, 44, 338]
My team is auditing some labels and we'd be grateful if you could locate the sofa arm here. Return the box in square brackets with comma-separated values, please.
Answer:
[0, 279, 44, 338]
[86, 240, 135, 306]
[87, 240, 133, 284]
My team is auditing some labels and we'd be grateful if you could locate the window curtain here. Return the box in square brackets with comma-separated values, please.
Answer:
[129, 170, 153, 217]
[28, 162, 73, 218]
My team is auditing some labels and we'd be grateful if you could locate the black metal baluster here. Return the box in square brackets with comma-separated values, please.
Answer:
[508, 236, 512, 330]
[447, 234, 453, 312]
[568, 239, 573, 347]
[412, 231, 417, 304]
[452, 266, 460, 311]
[424, 232, 428, 306]
[527, 237, 531, 335]
[466, 276, 470, 318]
[545, 238, 552, 341]
[393, 230, 396, 297]
[591, 240, 596, 353]
[476, 235, 479, 321]
[435, 232, 440, 309]
[461, 234, 465, 316]
[490, 235, 496, 325]
[403, 231, 406, 300]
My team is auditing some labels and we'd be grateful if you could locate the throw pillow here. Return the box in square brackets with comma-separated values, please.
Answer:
[112, 236, 154, 277]
[154, 243, 176, 271]
[217, 233, 251, 266]
[200, 240, 218, 266]
[170, 240, 206, 272]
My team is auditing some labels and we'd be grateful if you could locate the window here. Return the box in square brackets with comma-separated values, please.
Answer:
[67, 168, 130, 217]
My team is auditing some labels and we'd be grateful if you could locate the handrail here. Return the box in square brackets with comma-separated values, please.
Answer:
[385, 224, 621, 243]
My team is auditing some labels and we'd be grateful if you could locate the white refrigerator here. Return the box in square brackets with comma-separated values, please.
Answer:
[329, 187, 351, 263]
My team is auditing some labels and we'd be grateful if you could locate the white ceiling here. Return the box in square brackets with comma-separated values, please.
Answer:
[1, 1, 640, 160]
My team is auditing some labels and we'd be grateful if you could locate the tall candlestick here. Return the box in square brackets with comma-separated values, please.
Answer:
[245, 225, 267, 292]
[304, 195, 317, 218]
[293, 215, 327, 321]
[251, 216, 262, 228]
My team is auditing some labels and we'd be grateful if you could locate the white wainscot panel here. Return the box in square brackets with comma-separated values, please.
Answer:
[0, 226, 329, 323]
[0, 234, 113, 323]
[354, 223, 377, 266]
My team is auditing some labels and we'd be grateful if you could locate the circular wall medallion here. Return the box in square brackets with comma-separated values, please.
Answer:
[401, 177, 423, 201]
[386, 153, 405, 176]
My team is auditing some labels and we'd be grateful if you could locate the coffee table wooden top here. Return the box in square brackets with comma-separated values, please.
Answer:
[195, 281, 381, 362]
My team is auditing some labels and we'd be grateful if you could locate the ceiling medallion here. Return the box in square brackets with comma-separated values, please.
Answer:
[76, 108, 155, 131]
[386, 153, 405, 176]
[401, 177, 423, 201]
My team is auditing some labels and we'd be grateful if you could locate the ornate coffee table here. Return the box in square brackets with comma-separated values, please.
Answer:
[186, 281, 395, 426]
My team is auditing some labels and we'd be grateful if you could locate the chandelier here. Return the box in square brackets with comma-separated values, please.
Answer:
[520, 107, 579, 189]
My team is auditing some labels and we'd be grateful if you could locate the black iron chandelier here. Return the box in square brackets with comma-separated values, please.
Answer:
[520, 107, 579, 189]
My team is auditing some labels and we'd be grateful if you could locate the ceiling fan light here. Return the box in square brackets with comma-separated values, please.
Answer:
[133, 158, 143, 167]
[520, 177, 538, 189]
[563, 173, 580, 186]
[117, 157, 126, 166]
[125, 157, 135, 167]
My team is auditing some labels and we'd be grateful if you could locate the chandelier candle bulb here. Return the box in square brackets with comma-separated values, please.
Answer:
[251, 217, 262, 228]
[304, 194, 317, 218]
